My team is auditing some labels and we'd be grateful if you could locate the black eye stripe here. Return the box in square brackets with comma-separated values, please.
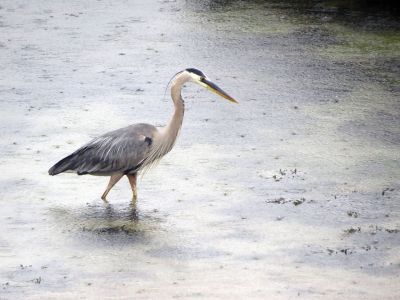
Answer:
[186, 68, 205, 77]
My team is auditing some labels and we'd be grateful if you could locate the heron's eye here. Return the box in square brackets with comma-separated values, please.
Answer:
[200, 76, 205, 82]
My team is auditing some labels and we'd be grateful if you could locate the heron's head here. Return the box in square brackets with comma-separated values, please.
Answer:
[185, 68, 238, 103]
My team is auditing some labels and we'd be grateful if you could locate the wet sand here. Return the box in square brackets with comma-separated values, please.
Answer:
[0, 0, 399, 299]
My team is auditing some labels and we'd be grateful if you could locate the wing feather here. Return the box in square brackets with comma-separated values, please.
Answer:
[49, 124, 157, 175]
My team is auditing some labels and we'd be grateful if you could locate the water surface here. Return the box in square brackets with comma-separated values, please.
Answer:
[0, 0, 399, 299]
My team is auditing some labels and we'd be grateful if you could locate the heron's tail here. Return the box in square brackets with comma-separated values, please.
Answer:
[48, 154, 75, 175]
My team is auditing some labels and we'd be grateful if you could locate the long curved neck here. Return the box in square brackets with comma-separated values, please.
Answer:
[165, 77, 185, 142]
[158, 72, 190, 155]
[141, 72, 191, 172]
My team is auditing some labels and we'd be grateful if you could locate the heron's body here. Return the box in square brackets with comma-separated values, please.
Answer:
[49, 68, 237, 205]
[49, 123, 157, 176]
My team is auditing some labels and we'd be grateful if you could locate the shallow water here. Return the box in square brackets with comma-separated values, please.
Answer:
[0, 0, 399, 299]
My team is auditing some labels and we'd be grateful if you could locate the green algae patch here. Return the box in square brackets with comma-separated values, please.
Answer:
[318, 24, 400, 86]
[322, 24, 400, 59]
[184, 3, 300, 36]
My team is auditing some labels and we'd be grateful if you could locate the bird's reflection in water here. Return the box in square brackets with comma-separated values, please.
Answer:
[81, 203, 153, 236]
[50, 201, 163, 239]
[102, 202, 139, 222]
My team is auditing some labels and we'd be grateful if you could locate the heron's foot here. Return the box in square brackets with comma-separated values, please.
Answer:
[101, 195, 109, 203]
[127, 174, 137, 207]
[130, 193, 137, 208]
[100, 174, 123, 204]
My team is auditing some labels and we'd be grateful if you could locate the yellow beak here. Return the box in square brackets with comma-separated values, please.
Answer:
[200, 78, 238, 104]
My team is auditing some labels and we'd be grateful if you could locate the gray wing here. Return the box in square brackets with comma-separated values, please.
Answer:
[49, 123, 157, 175]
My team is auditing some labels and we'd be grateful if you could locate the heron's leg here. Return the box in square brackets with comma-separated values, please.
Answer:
[127, 173, 138, 206]
[101, 174, 123, 202]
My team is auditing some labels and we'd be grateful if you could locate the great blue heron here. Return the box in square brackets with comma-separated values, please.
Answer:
[49, 68, 237, 205]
